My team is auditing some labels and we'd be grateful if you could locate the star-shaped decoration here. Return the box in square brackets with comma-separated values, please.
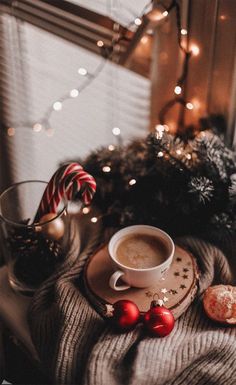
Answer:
[183, 268, 189, 272]
[180, 284, 186, 290]
[163, 296, 169, 302]
[161, 288, 168, 294]
[182, 274, 188, 279]
[105, 304, 114, 317]
[174, 272, 180, 276]
[170, 289, 178, 295]
[176, 257, 182, 262]
[145, 291, 153, 298]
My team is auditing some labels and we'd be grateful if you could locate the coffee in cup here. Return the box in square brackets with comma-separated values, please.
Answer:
[116, 233, 168, 269]
[108, 225, 175, 291]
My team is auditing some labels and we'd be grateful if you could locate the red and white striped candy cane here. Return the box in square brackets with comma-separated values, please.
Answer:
[65, 169, 96, 203]
[46, 163, 83, 213]
[35, 162, 96, 221]
[50, 167, 96, 211]
[38, 163, 81, 216]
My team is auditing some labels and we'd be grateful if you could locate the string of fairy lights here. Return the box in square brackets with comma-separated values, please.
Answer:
[6, 0, 200, 140]
[6, 0, 200, 142]
[158, 5, 199, 129]
[84, 0, 203, 224]
[6, 0, 202, 224]
[6, 0, 154, 139]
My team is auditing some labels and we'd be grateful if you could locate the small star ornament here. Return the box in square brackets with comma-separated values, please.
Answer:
[105, 304, 114, 317]
[161, 288, 168, 294]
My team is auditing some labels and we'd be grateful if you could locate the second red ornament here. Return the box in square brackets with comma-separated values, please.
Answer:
[143, 300, 175, 337]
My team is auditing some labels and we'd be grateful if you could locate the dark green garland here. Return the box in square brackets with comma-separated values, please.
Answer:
[79, 129, 236, 239]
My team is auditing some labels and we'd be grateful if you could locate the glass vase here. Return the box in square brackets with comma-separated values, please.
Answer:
[0, 180, 69, 295]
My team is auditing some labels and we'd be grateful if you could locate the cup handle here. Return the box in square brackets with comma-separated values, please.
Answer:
[109, 270, 130, 291]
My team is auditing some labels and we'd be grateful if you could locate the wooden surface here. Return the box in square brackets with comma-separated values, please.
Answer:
[84, 244, 199, 319]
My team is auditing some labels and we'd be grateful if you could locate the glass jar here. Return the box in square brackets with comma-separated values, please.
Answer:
[0, 180, 69, 295]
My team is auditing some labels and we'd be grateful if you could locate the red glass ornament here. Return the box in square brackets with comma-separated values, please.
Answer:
[111, 300, 140, 331]
[144, 301, 175, 337]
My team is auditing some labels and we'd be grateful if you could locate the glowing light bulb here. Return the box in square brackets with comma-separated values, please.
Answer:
[102, 165, 111, 173]
[129, 179, 136, 186]
[70, 89, 79, 98]
[33, 123, 42, 132]
[155, 124, 165, 139]
[82, 207, 90, 214]
[155, 124, 164, 131]
[78, 67, 87, 76]
[174, 86, 182, 95]
[91, 217, 98, 223]
[97, 40, 104, 47]
[162, 11, 168, 17]
[148, 9, 163, 21]
[176, 149, 182, 155]
[108, 144, 115, 151]
[147, 29, 153, 35]
[186, 102, 194, 110]
[112, 127, 120, 136]
[53, 101, 62, 111]
[191, 44, 200, 56]
[181, 29, 188, 35]
[157, 151, 164, 158]
[134, 18, 142, 26]
[186, 153, 192, 160]
[191, 98, 200, 109]
[141, 36, 148, 44]
[220, 15, 227, 20]
[7, 127, 15, 136]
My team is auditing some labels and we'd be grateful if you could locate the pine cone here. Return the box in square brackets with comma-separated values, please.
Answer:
[8, 226, 63, 287]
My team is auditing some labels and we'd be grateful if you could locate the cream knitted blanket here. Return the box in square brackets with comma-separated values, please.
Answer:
[29, 215, 236, 385]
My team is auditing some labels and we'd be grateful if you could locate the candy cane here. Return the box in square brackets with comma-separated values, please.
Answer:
[35, 163, 96, 222]
[38, 163, 81, 215]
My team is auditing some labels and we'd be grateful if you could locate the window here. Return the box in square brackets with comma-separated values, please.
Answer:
[0, 1, 150, 184]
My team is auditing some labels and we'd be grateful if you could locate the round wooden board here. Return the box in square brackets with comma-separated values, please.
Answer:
[84, 244, 199, 319]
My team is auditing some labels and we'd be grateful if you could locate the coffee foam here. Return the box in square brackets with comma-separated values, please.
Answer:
[115, 233, 168, 269]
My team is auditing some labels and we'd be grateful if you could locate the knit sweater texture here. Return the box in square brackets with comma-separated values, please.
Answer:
[28, 214, 236, 385]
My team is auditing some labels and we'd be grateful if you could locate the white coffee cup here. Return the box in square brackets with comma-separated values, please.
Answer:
[108, 225, 175, 291]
